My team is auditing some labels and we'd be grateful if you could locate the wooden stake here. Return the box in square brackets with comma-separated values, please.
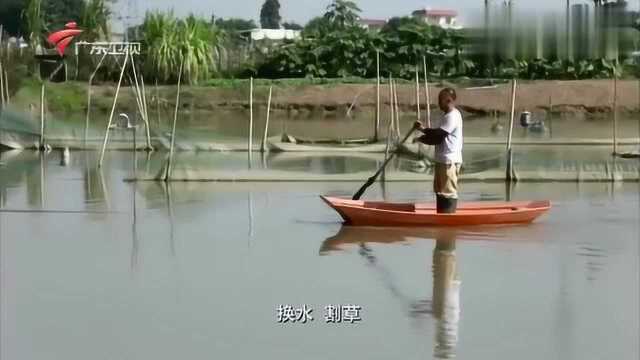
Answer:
[249, 77, 254, 161]
[99, 54, 129, 167]
[415, 67, 421, 122]
[155, 79, 161, 126]
[393, 80, 401, 138]
[375, 51, 380, 142]
[0, 61, 5, 108]
[85, 52, 108, 142]
[39, 82, 45, 148]
[165, 59, 183, 181]
[3, 70, 9, 104]
[613, 74, 618, 155]
[506, 79, 517, 181]
[140, 74, 151, 150]
[548, 95, 553, 138]
[261, 86, 273, 153]
[423, 56, 431, 128]
[129, 52, 151, 149]
[386, 74, 394, 158]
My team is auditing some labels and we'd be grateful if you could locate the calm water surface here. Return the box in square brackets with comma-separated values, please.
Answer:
[0, 151, 638, 360]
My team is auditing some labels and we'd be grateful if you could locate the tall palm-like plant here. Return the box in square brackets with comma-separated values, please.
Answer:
[23, 0, 44, 46]
[142, 12, 222, 84]
[142, 11, 179, 82]
[178, 15, 216, 83]
[80, 0, 111, 41]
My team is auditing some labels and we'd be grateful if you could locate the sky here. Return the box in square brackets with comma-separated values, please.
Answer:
[111, 0, 640, 31]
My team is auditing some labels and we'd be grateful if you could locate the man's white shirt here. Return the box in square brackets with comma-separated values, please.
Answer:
[434, 108, 463, 164]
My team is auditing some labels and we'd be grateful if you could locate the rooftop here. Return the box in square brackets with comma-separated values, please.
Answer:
[412, 8, 458, 17]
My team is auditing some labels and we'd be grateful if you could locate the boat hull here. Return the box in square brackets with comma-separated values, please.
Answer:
[321, 196, 551, 227]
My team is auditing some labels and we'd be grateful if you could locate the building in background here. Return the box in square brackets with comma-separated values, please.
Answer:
[411, 8, 462, 29]
[358, 19, 387, 31]
[243, 29, 301, 41]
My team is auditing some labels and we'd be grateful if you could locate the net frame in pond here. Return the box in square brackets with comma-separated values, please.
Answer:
[74, 42, 154, 167]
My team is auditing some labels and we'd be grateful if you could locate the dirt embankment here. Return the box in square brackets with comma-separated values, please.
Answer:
[12, 79, 640, 118]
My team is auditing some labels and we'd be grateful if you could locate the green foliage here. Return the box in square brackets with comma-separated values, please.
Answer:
[257, 1, 624, 81]
[214, 17, 256, 32]
[23, 0, 44, 45]
[42, 0, 85, 31]
[484, 58, 620, 79]
[302, 16, 331, 37]
[282, 22, 303, 30]
[260, 0, 281, 29]
[381, 16, 422, 33]
[258, 4, 470, 80]
[141, 12, 222, 84]
[80, 0, 111, 41]
[0, 0, 26, 36]
[323, 0, 361, 29]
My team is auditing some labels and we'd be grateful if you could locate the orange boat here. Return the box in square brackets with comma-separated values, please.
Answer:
[321, 196, 551, 227]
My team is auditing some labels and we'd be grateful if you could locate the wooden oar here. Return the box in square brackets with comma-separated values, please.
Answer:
[352, 126, 418, 200]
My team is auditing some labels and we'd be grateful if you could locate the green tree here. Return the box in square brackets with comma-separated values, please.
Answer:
[323, 0, 360, 29]
[381, 16, 421, 33]
[260, 0, 281, 29]
[214, 17, 256, 32]
[282, 21, 302, 30]
[43, 0, 85, 31]
[23, 0, 44, 45]
[80, 0, 111, 41]
[0, 0, 26, 36]
[302, 16, 330, 37]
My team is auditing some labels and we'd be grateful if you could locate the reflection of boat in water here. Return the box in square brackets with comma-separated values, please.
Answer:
[320, 226, 508, 254]
[321, 196, 551, 227]
[321, 226, 463, 359]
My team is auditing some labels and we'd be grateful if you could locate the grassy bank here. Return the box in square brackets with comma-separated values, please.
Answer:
[5, 78, 640, 120]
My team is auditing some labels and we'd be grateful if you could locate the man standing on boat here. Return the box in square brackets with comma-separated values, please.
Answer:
[414, 88, 463, 214]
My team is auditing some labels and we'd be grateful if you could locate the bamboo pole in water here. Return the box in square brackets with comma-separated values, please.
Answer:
[375, 51, 380, 142]
[99, 54, 129, 167]
[612, 74, 618, 155]
[423, 56, 431, 128]
[506, 79, 517, 182]
[385, 74, 394, 158]
[3, 70, 9, 104]
[0, 61, 5, 108]
[165, 59, 183, 181]
[249, 77, 254, 161]
[85, 52, 108, 142]
[39, 82, 45, 149]
[393, 80, 401, 138]
[261, 86, 273, 153]
[155, 79, 161, 126]
[548, 96, 553, 138]
[140, 74, 151, 150]
[128, 53, 151, 149]
[415, 67, 421, 122]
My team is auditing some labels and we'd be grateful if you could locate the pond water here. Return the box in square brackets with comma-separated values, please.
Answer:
[5, 106, 639, 146]
[0, 150, 638, 360]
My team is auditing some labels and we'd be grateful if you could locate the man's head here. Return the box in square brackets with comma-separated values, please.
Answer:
[438, 88, 457, 112]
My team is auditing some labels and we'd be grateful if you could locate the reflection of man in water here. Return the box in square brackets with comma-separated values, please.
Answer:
[432, 232, 461, 359]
